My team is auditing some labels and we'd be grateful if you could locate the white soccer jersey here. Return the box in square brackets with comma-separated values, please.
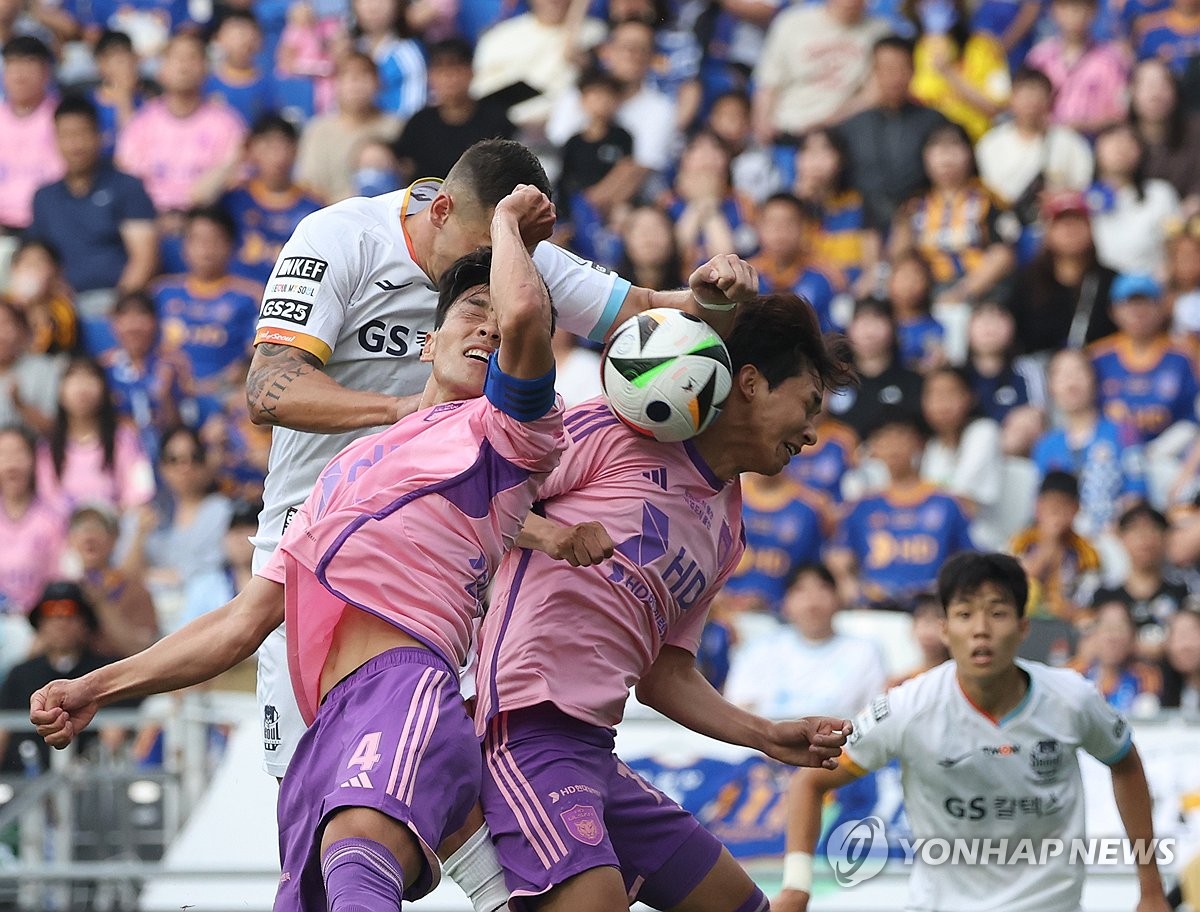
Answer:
[251, 180, 631, 567]
[844, 659, 1133, 912]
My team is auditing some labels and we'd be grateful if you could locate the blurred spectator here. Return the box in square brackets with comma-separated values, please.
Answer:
[723, 473, 831, 615]
[837, 35, 950, 233]
[791, 128, 881, 294]
[1011, 470, 1102, 619]
[920, 365, 1004, 545]
[391, 38, 515, 181]
[351, 0, 427, 119]
[28, 96, 158, 310]
[752, 0, 887, 143]
[695, 593, 737, 692]
[553, 68, 634, 261]
[296, 52, 402, 203]
[66, 505, 158, 657]
[0, 36, 64, 233]
[975, 67, 1094, 213]
[1007, 190, 1117, 355]
[665, 131, 757, 268]
[706, 91, 779, 206]
[1090, 273, 1198, 441]
[724, 563, 887, 716]
[827, 297, 923, 439]
[551, 329, 601, 407]
[0, 425, 65, 616]
[1160, 605, 1200, 713]
[906, 0, 1010, 141]
[548, 19, 676, 181]
[963, 299, 1046, 455]
[36, 356, 156, 514]
[274, 2, 337, 108]
[889, 248, 944, 370]
[748, 194, 840, 332]
[177, 497, 259, 627]
[126, 427, 232, 595]
[74, 0, 189, 59]
[970, 0, 1039, 71]
[1093, 502, 1189, 645]
[350, 136, 403, 196]
[1025, 0, 1130, 135]
[613, 204, 684, 289]
[1167, 215, 1200, 339]
[1128, 58, 1200, 215]
[0, 582, 130, 773]
[785, 401, 859, 502]
[115, 33, 248, 213]
[0, 300, 63, 433]
[470, 0, 606, 130]
[828, 410, 974, 608]
[1032, 348, 1147, 535]
[205, 10, 275, 125]
[89, 30, 146, 157]
[1136, 0, 1200, 73]
[888, 591, 951, 685]
[890, 123, 1019, 305]
[151, 207, 260, 422]
[1089, 121, 1181, 277]
[198, 388, 270, 499]
[100, 290, 193, 458]
[217, 115, 323, 284]
[4, 240, 77, 355]
[1071, 600, 1163, 715]
[0, 0, 57, 48]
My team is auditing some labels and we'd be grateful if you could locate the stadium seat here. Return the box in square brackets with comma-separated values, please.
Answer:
[832, 609, 920, 678]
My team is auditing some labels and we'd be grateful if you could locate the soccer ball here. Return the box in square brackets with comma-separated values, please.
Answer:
[601, 309, 733, 443]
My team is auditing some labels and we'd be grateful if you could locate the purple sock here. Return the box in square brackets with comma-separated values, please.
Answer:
[732, 886, 769, 912]
[321, 837, 405, 912]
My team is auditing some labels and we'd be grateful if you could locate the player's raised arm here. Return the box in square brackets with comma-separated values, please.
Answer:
[610, 254, 761, 339]
[30, 576, 284, 749]
[490, 185, 557, 381]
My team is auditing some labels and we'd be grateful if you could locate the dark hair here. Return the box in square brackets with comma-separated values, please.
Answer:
[249, 112, 298, 142]
[867, 405, 926, 439]
[351, 0, 413, 41]
[912, 591, 945, 618]
[1129, 58, 1187, 152]
[428, 37, 473, 67]
[873, 33, 916, 58]
[112, 289, 157, 317]
[922, 122, 979, 181]
[853, 295, 895, 322]
[69, 504, 119, 534]
[1040, 468, 1080, 501]
[50, 357, 119, 479]
[1012, 65, 1054, 94]
[937, 551, 1028, 617]
[184, 205, 238, 243]
[434, 248, 556, 333]
[443, 140, 552, 209]
[159, 425, 206, 461]
[1118, 501, 1169, 531]
[54, 94, 101, 128]
[614, 205, 684, 290]
[216, 8, 261, 30]
[762, 192, 821, 223]
[578, 66, 623, 95]
[723, 294, 856, 392]
[784, 561, 838, 593]
[95, 29, 134, 56]
[0, 424, 39, 498]
[797, 128, 853, 196]
[2, 35, 53, 62]
[923, 365, 976, 414]
[1093, 122, 1147, 202]
[890, 248, 934, 312]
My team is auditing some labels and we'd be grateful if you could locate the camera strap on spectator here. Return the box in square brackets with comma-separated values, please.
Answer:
[1067, 272, 1100, 350]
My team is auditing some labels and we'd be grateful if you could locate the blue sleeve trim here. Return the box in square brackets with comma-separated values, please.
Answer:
[1099, 736, 1133, 767]
[484, 356, 557, 422]
[587, 276, 633, 343]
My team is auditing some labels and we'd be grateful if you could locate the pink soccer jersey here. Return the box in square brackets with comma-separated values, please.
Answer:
[260, 394, 564, 724]
[475, 398, 746, 732]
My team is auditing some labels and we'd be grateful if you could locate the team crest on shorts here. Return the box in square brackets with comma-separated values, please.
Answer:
[560, 805, 604, 846]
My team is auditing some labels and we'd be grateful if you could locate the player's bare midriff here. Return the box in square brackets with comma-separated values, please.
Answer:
[319, 606, 428, 699]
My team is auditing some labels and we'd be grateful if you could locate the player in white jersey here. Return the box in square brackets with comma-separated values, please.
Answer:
[775, 552, 1171, 912]
[245, 139, 747, 781]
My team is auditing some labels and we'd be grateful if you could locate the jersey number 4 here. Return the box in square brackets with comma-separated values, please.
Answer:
[347, 732, 384, 772]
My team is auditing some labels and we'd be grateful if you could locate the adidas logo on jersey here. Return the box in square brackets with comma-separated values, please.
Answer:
[339, 772, 375, 789]
[641, 468, 668, 489]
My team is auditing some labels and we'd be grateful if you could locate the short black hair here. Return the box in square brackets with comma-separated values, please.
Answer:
[1039, 469, 1079, 501]
[184, 205, 237, 242]
[113, 289, 157, 317]
[867, 405, 926, 440]
[1012, 65, 1054, 94]
[1118, 501, 1169, 531]
[784, 561, 837, 593]
[3, 35, 53, 62]
[434, 248, 556, 332]
[762, 192, 821, 223]
[95, 29, 134, 56]
[723, 294, 856, 392]
[443, 139, 552, 208]
[873, 33, 916, 58]
[428, 37, 474, 67]
[54, 94, 101, 128]
[578, 66, 623, 95]
[853, 295, 895, 322]
[249, 112, 298, 142]
[937, 551, 1028, 617]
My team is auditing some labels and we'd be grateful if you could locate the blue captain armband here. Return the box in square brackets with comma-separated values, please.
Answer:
[484, 356, 557, 422]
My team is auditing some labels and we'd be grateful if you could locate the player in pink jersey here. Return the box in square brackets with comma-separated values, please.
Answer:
[27, 185, 613, 912]
[474, 294, 857, 912]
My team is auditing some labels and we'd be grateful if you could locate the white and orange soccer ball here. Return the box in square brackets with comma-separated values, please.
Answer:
[600, 308, 733, 443]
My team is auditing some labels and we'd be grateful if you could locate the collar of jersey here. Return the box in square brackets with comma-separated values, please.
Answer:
[957, 665, 1033, 727]
[399, 177, 444, 268]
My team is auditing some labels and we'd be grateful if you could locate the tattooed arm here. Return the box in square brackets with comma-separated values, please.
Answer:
[246, 343, 423, 433]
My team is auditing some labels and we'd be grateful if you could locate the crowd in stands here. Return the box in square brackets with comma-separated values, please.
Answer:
[2, 0, 1200, 760]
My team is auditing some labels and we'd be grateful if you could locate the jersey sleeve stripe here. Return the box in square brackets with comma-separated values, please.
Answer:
[1098, 735, 1133, 767]
[585, 276, 633, 343]
[254, 326, 333, 364]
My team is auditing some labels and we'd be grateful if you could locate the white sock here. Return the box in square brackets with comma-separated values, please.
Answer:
[443, 823, 510, 912]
